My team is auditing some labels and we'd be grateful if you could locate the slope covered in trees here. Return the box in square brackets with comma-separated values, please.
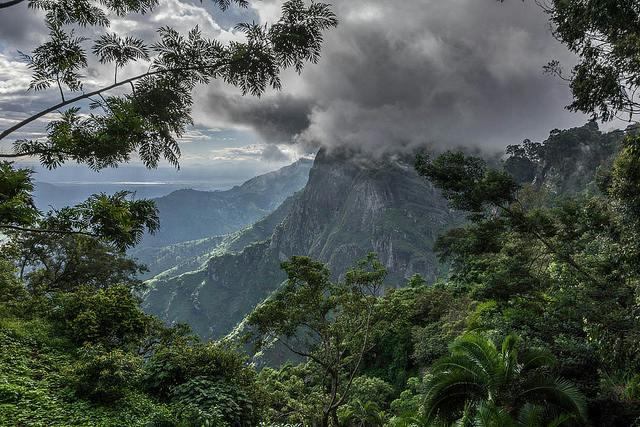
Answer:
[142, 148, 461, 339]
[129, 159, 311, 279]
[2, 123, 640, 426]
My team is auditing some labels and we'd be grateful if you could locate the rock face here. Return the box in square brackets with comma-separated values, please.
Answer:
[266, 149, 457, 283]
[143, 149, 460, 339]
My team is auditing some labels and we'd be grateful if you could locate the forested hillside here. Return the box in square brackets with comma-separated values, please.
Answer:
[4, 0, 640, 425]
[142, 148, 461, 339]
[4, 123, 640, 426]
[129, 159, 311, 279]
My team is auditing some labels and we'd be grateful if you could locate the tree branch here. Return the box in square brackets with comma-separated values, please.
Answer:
[333, 305, 374, 409]
[0, 224, 97, 238]
[0, 149, 76, 158]
[0, 0, 25, 9]
[500, 204, 601, 285]
[0, 65, 221, 141]
[280, 338, 329, 370]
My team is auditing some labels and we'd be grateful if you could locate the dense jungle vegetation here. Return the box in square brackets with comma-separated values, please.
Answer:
[3, 0, 640, 425]
[3, 123, 640, 426]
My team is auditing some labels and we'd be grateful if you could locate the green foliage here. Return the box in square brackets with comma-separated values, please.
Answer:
[248, 254, 386, 425]
[416, 151, 518, 214]
[359, 281, 469, 390]
[388, 377, 425, 423]
[47, 191, 160, 250]
[20, 23, 87, 93]
[411, 286, 470, 368]
[54, 284, 151, 348]
[147, 403, 228, 427]
[423, 333, 586, 424]
[142, 341, 259, 426]
[13, 234, 145, 294]
[0, 162, 37, 227]
[142, 341, 255, 399]
[347, 376, 394, 409]
[539, 0, 640, 121]
[418, 141, 640, 425]
[0, 180, 159, 250]
[607, 135, 640, 213]
[0, 312, 171, 427]
[66, 345, 142, 403]
[337, 399, 386, 427]
[256, 363, 325, 425]
[93, 33, 149, 82]
[170, 377, 257, 426]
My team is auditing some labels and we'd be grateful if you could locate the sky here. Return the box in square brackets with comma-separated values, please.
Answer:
[0, 0, 599, 184]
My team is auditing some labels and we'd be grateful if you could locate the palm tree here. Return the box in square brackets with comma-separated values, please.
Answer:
[423, 333, 587, 425]
[337, 399, 386, 426]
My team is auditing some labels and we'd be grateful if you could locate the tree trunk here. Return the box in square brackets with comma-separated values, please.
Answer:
[321, 411, 330, 427]
[330, 409, 339, 426]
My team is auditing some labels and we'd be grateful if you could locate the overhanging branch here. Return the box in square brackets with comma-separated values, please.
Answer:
[0, 224, 97, 238]
[0, 65, 222, 142]
[0, 0, 25, 9]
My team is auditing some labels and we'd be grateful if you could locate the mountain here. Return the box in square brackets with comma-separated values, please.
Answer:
[142, 149, 461, 339]
[504, 122, 624, 194]
[138, 158, 313, 248]
[129, 159, 312, 278]
[132, 193, 300, 280]
[32, 181, 212, 211]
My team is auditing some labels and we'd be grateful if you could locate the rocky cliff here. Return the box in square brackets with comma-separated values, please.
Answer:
[142, 149, 460, 339]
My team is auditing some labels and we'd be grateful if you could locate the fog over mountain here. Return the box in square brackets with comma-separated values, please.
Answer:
[201, 0, 593, 157]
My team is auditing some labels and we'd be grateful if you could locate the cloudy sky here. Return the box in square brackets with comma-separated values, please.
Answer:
[0, 0, 595, 184]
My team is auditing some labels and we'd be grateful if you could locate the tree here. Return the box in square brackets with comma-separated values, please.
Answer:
[337, 399, 386, 427]
[423, 333, 587, 425]
[0, 0, 337, 247]
[142, 340, 260, 425]
[417, 144, 640, 424]
[11, 233, 146, 294]
[247, 254, 385, 427]
[507, 0, 640, 122]
[54, 284, 152, 348]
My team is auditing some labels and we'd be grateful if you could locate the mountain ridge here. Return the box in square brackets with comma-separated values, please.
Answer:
[143, 149, 461, 339]
[139, 158, 313, 248]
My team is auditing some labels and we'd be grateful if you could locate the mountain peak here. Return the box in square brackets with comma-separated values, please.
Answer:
[143, 150, 461, 339]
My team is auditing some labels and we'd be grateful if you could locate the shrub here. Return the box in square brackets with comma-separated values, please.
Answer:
[142, 341, 255, 399]
[348, 376, 394, 409]
[170, 377, 257, 426]
[66, 345, 142, 404]
[143, 341, 260, 426]
[53, 284, 151, 348]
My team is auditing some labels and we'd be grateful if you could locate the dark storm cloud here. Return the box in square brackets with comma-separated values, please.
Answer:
[1, 0, 590, 160]
[0, 5, 47, 49]
[205, 92, 312, 143]
[213, 0, 589, 156]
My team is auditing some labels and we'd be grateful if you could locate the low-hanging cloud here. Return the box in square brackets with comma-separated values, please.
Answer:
[201, 0, 589, 157]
